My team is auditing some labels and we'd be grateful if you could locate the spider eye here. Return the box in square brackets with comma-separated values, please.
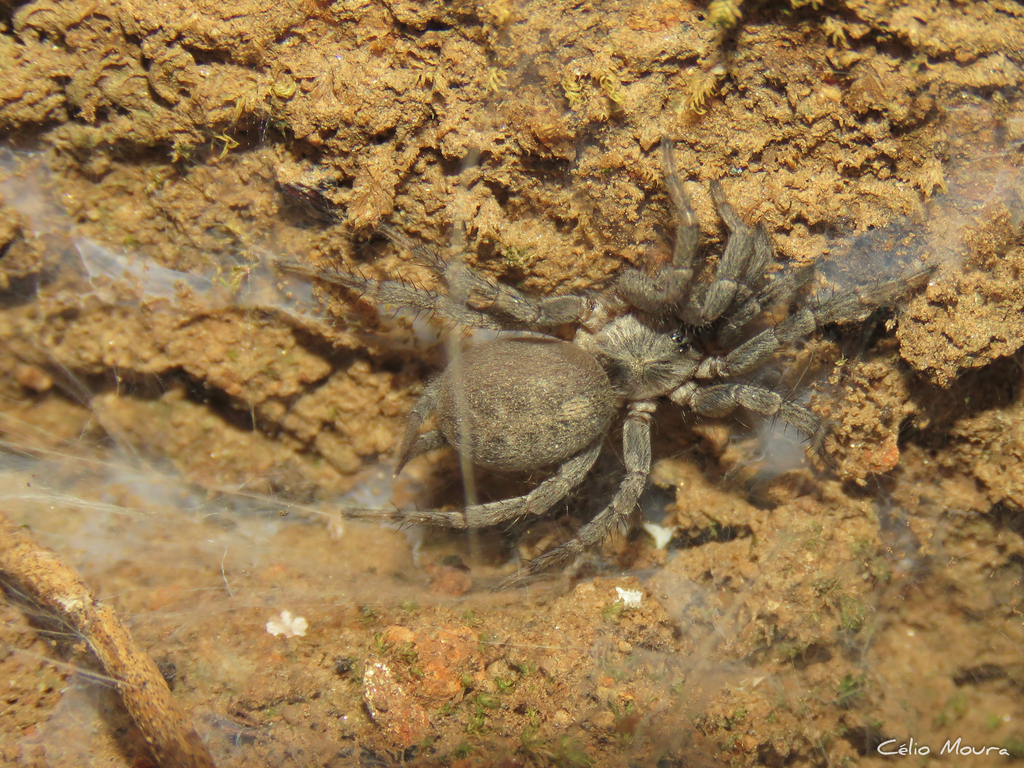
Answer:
[670, 329, 690, 351]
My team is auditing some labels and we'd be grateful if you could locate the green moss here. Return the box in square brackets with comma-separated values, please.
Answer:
[1002, 737, 1024, 759]
[552, 737, 593, 767]
[835, 673, 866, 709]
[839, 595, 869, 633]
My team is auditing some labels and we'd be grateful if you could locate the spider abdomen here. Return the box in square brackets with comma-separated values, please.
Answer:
[435, 339, 616, 472]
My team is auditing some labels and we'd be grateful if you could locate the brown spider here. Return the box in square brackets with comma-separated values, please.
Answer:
[280, 139, 929, 588]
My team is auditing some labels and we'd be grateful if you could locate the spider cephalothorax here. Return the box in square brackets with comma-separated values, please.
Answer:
[284, 139, 928, 588]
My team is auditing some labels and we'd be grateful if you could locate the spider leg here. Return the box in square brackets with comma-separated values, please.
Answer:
[280, 237, 587, 332]
[446, 262, 589, 329]
[396, 431, 446, 475]
[395, 378, 444, 474]
[396, 441, 603, 529]
[662, 138, 701, 269]
[700, 307, 817, 379]
[746, 221, 775, 292]
[701, 262, 933, 379]
[497, 400, 655, 589]
[721, 221, 773, 311]
[376, 223, 447, 274]
[275, 258, 508, 330]
[695, 179, 761, 323]
[342, 442, 602, 532]
[718, 258, 815, 347]
[617, 268, 693, 314]
[811, 264, 934, 325]
[671, 382, 827, 451]
[382, 220, 589, 330]
[616, 139, 698, 314]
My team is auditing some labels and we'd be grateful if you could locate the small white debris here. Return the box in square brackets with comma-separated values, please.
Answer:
[266, 610, 308, 638]
[615, 587, 643, 609]
[642, 522, 676, 549]
[327, 513, 345, 541]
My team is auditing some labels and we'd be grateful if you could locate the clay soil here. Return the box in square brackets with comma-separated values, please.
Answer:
[2, 0, 1024, 766]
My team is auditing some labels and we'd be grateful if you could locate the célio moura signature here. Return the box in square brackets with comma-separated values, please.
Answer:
[878, 737, 1011, 757]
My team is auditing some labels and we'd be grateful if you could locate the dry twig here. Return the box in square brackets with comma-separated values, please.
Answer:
[0, 509, 216, 768]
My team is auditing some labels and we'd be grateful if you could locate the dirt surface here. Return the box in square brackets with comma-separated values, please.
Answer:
[2, 0, 1024, 766]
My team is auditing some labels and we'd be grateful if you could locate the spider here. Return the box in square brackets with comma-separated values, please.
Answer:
[281, 139, 928, 588]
